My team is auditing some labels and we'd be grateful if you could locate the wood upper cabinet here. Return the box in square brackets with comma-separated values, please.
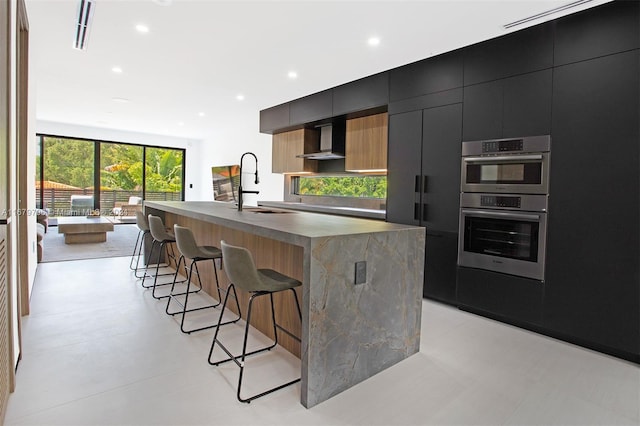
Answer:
[345, 113, 388, 172]
[271, 129, 318, 174]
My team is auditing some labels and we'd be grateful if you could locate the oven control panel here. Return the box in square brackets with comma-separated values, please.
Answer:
[461, 193, 548, 212]
[482, 139, 523, 153]
[480, 195, 521, 208]
[461, 135, 550, 157]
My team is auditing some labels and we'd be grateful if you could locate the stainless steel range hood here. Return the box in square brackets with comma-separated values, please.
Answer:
[297, 122, 345, 160]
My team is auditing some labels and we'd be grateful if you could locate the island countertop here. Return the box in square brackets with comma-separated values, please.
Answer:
[145, 200, 425, 408]
[145, 200, 414, 246]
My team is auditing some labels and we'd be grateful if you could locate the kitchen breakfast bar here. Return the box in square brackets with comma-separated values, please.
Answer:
[145, 201, 425, 408]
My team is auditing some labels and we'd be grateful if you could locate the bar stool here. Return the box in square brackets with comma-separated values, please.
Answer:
[207, 240, 302, 403]
[131, 211, 151, 278]
[166, 225, 241, 334]
[142, 215, 185, 299]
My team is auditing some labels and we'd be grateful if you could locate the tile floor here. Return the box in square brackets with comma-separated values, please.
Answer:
[5, 256, 639, 425]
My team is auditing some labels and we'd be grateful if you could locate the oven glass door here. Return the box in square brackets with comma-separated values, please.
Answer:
[463, 214, 538, 262]
[458, 209, 547, 281]
[461, 153, 549, 194]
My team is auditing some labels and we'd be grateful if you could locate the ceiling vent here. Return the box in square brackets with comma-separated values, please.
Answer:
[74, 0, 94, 50]
[503, 0, 594, 29]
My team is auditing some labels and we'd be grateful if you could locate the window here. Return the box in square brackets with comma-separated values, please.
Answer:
[100, 142, 143, 213]
[144, 147, 184, 200]
[36, 135, 185, 217]
[294, 175, 387, 199]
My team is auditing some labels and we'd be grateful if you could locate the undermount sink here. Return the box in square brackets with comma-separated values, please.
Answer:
[241, 207, 296, 214]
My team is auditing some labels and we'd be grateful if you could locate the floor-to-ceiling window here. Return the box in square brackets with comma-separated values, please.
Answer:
[36, 135, 185, 217]
[100, 142, 143, 213]
[37, 136, 96, 216]
[144, 146, 184, 202]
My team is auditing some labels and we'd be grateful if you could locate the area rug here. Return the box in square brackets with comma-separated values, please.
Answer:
[41, 223, 139, 262]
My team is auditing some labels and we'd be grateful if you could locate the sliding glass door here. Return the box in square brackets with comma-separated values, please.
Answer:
[144, 147, 184, 202]
[100, 142, 144, 216]
[38, 136, 96, 216]
[36, 135, 185, 217]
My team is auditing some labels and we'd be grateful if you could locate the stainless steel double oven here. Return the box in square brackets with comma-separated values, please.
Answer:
[457, 136, 550, 281]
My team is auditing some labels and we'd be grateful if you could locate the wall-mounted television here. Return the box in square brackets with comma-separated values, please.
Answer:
[211, 164, 240, 202]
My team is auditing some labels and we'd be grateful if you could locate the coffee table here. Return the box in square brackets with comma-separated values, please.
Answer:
[57, 216, 115, 244]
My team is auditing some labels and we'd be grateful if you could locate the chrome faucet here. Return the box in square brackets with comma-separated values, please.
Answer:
[238, 152, 259, 211]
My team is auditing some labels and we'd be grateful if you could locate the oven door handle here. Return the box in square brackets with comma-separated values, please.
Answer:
[461, 209, 541, 221]
[463, 154, 543, 163]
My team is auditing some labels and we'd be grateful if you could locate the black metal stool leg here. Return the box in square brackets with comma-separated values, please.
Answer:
[129, 229, 143, 270]
[236, 292, 299, 403]
[133, 230, 148, 278]
[208, 283, 240, 364]
[140, 239, 158, 288]
[167, 258, 240, 334]
[151, 241, 178, 299]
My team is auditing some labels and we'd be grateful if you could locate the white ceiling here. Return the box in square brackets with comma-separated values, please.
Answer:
[25, 0, 610, 141]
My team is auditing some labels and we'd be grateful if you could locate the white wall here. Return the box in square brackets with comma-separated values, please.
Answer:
[196, 109, 284, 205]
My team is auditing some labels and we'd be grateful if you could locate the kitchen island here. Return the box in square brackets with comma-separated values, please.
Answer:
[145, 201, 425, 408]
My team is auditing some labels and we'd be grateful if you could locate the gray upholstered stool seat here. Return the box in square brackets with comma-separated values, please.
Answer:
[142, 215, 185, 299]
[207, 240, 302, 403]
[165, 225, 240, 334]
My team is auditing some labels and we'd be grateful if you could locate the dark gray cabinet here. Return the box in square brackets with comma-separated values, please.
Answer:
[463, 22, 553, 86]
[425, 231, 458, 302]
[554, 0, 640, 67]
[462, 69, 552, 141]
[545, 50, 639, 358]
[421, 103, 463, 232]
[389, 51, 463, 102]
[462, 80, 502, 140]
[388, 103, 463, 231]
[387, 110, 422, 226]
[259, 103, 290, 134]
[332, 72, 388, 116]
[289, 90, 333, 126]
[502, 70, 553, 138]
[457, 267, 544, 326]
[387, 103, 462, 304]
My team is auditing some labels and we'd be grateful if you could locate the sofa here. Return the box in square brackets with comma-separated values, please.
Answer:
[70, 194, 94, 215]
[36, 208, 49, 232]
[112, 196, 143, 217]
[36, 209, 48, 263]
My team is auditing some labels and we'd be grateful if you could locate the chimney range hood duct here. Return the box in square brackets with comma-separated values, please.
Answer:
[297, 122, 346, 160]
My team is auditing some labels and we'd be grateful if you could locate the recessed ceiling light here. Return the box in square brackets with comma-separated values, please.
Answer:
[198, 112, 205, 117]
[368, 37, 381, 46]
[236, 94, 245, 101]
[135, 24, 149, 33]
[288, 71, 298, 79]
[111, 66, 123, 73]
[112, 97, 130, 103]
